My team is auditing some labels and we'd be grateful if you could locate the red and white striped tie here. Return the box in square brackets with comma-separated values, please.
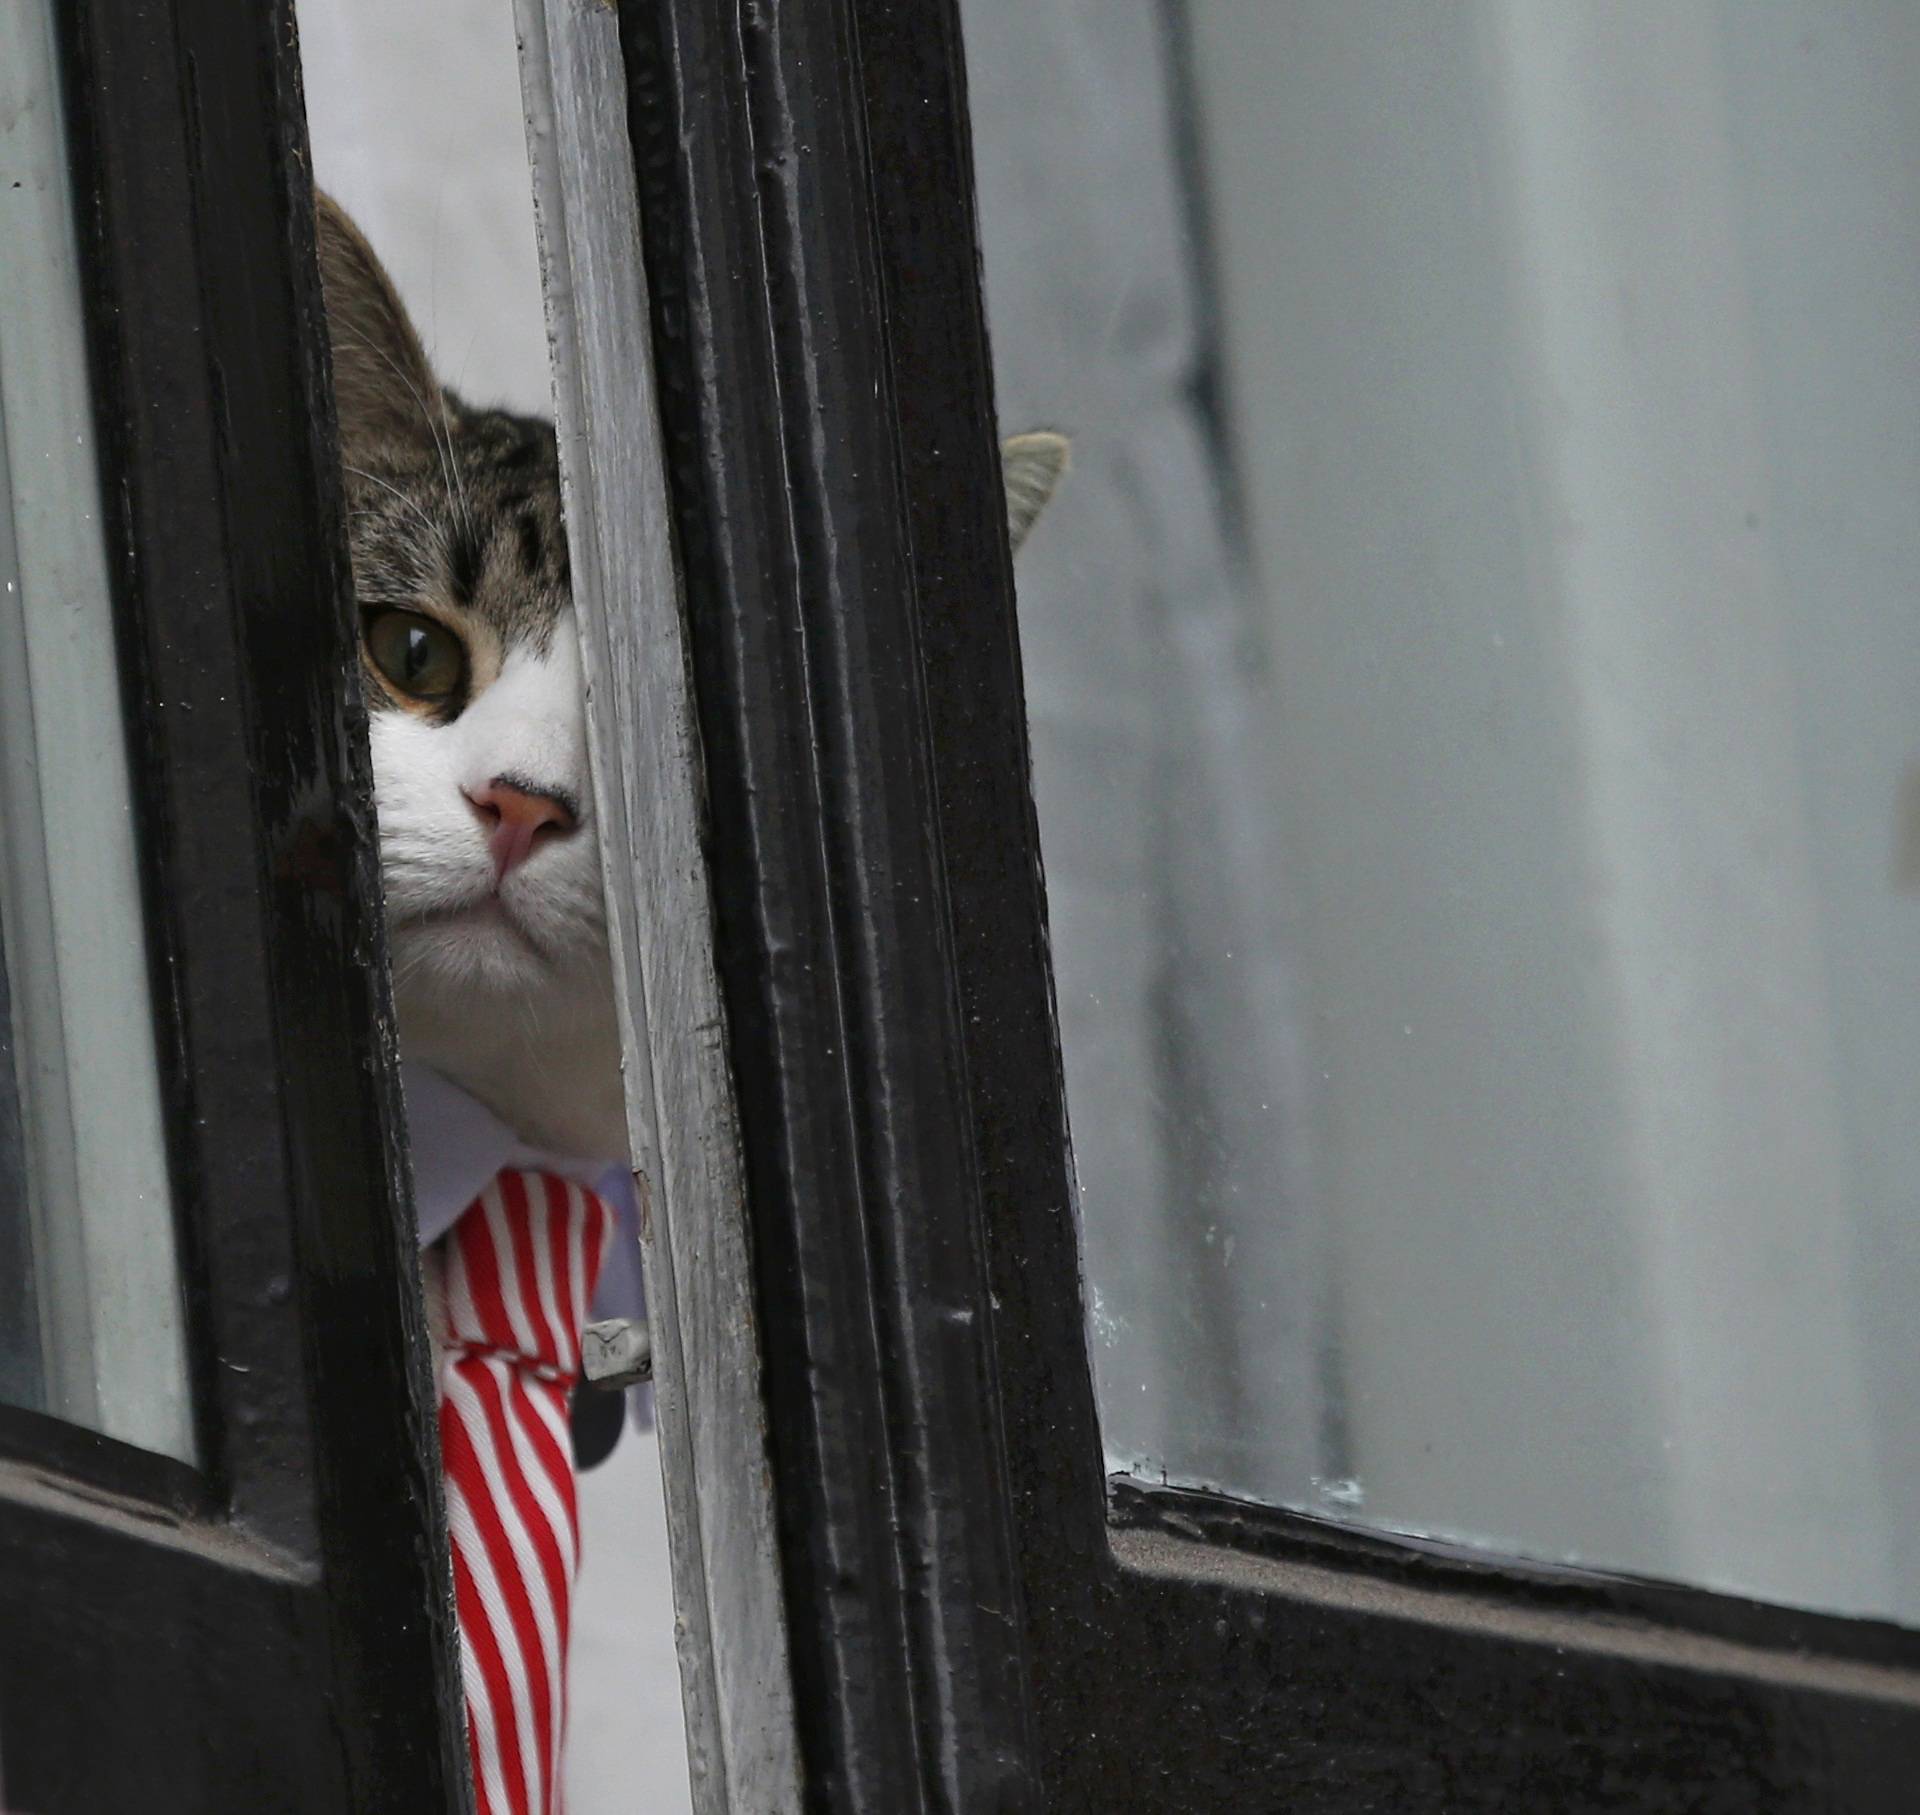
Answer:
[438, 1169, 613, 1815]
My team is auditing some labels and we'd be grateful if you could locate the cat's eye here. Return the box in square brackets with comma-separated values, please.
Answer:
[363, 608, 465, 703]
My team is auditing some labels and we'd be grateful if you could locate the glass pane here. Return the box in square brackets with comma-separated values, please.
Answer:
[966, 0, 1920, 1625]
[0, 939, 35, 1411]
[0, 0, 193, 1462]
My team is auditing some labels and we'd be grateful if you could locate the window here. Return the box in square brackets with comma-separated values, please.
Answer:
[975, 0, 1920, 1631]
[0, 0, 189, 1462]
[583, 0, 1920, 1806]
[0, 3, 460, 1806]
[10, 0, 1920, 1807]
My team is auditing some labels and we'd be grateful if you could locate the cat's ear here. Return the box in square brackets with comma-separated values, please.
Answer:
[1002, 431, 1070, 555]
[314, 189, 447, 460]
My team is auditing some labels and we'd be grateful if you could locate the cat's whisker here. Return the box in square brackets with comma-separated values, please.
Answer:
[441, 330, 488, 548]
[333, 318, 476, 547]
[430, 406, 477, 550]
[343, 463, 443, 547]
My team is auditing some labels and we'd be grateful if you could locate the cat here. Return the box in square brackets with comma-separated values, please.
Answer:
[314, 192, 1068, 1169]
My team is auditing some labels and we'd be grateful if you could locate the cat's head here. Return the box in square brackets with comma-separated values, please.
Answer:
[315, 193, 1067, 1162]
[317, 193, 619, 1157]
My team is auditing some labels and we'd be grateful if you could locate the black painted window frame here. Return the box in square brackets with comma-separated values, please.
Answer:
[0, 4, 464, 1809]
[614, 1, 1920, 1808]
[9, 0, 1917, 1807]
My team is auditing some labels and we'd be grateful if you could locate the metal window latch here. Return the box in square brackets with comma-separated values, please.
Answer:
[581, 1317, 652, 1390]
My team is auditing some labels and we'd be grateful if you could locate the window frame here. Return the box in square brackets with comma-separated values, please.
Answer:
[512, 4, 802, 1806]
[0, 3, 465, 1807]
[602, 0, 1920, 1806]
[11, 0, 1918, 1806]
[609, 0, 1040, 1803]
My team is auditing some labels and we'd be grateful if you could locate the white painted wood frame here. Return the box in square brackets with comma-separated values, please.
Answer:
[514, 4, 803, 1807]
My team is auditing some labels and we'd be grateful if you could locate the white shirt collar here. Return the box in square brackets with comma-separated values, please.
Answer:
[400, 1060, 620, 1245]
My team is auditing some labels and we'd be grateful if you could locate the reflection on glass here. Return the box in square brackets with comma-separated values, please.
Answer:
[966, 0, 1920, 1624]
[0, 0, 193, 1462]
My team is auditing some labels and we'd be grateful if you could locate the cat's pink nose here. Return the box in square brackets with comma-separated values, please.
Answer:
[466, 777, 577, 881]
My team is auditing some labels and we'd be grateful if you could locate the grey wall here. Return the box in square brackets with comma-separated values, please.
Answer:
[972, 0, 1920, 1626]
[964, 0, 1331, 1500]
[1188, 0, 1920, 1616]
